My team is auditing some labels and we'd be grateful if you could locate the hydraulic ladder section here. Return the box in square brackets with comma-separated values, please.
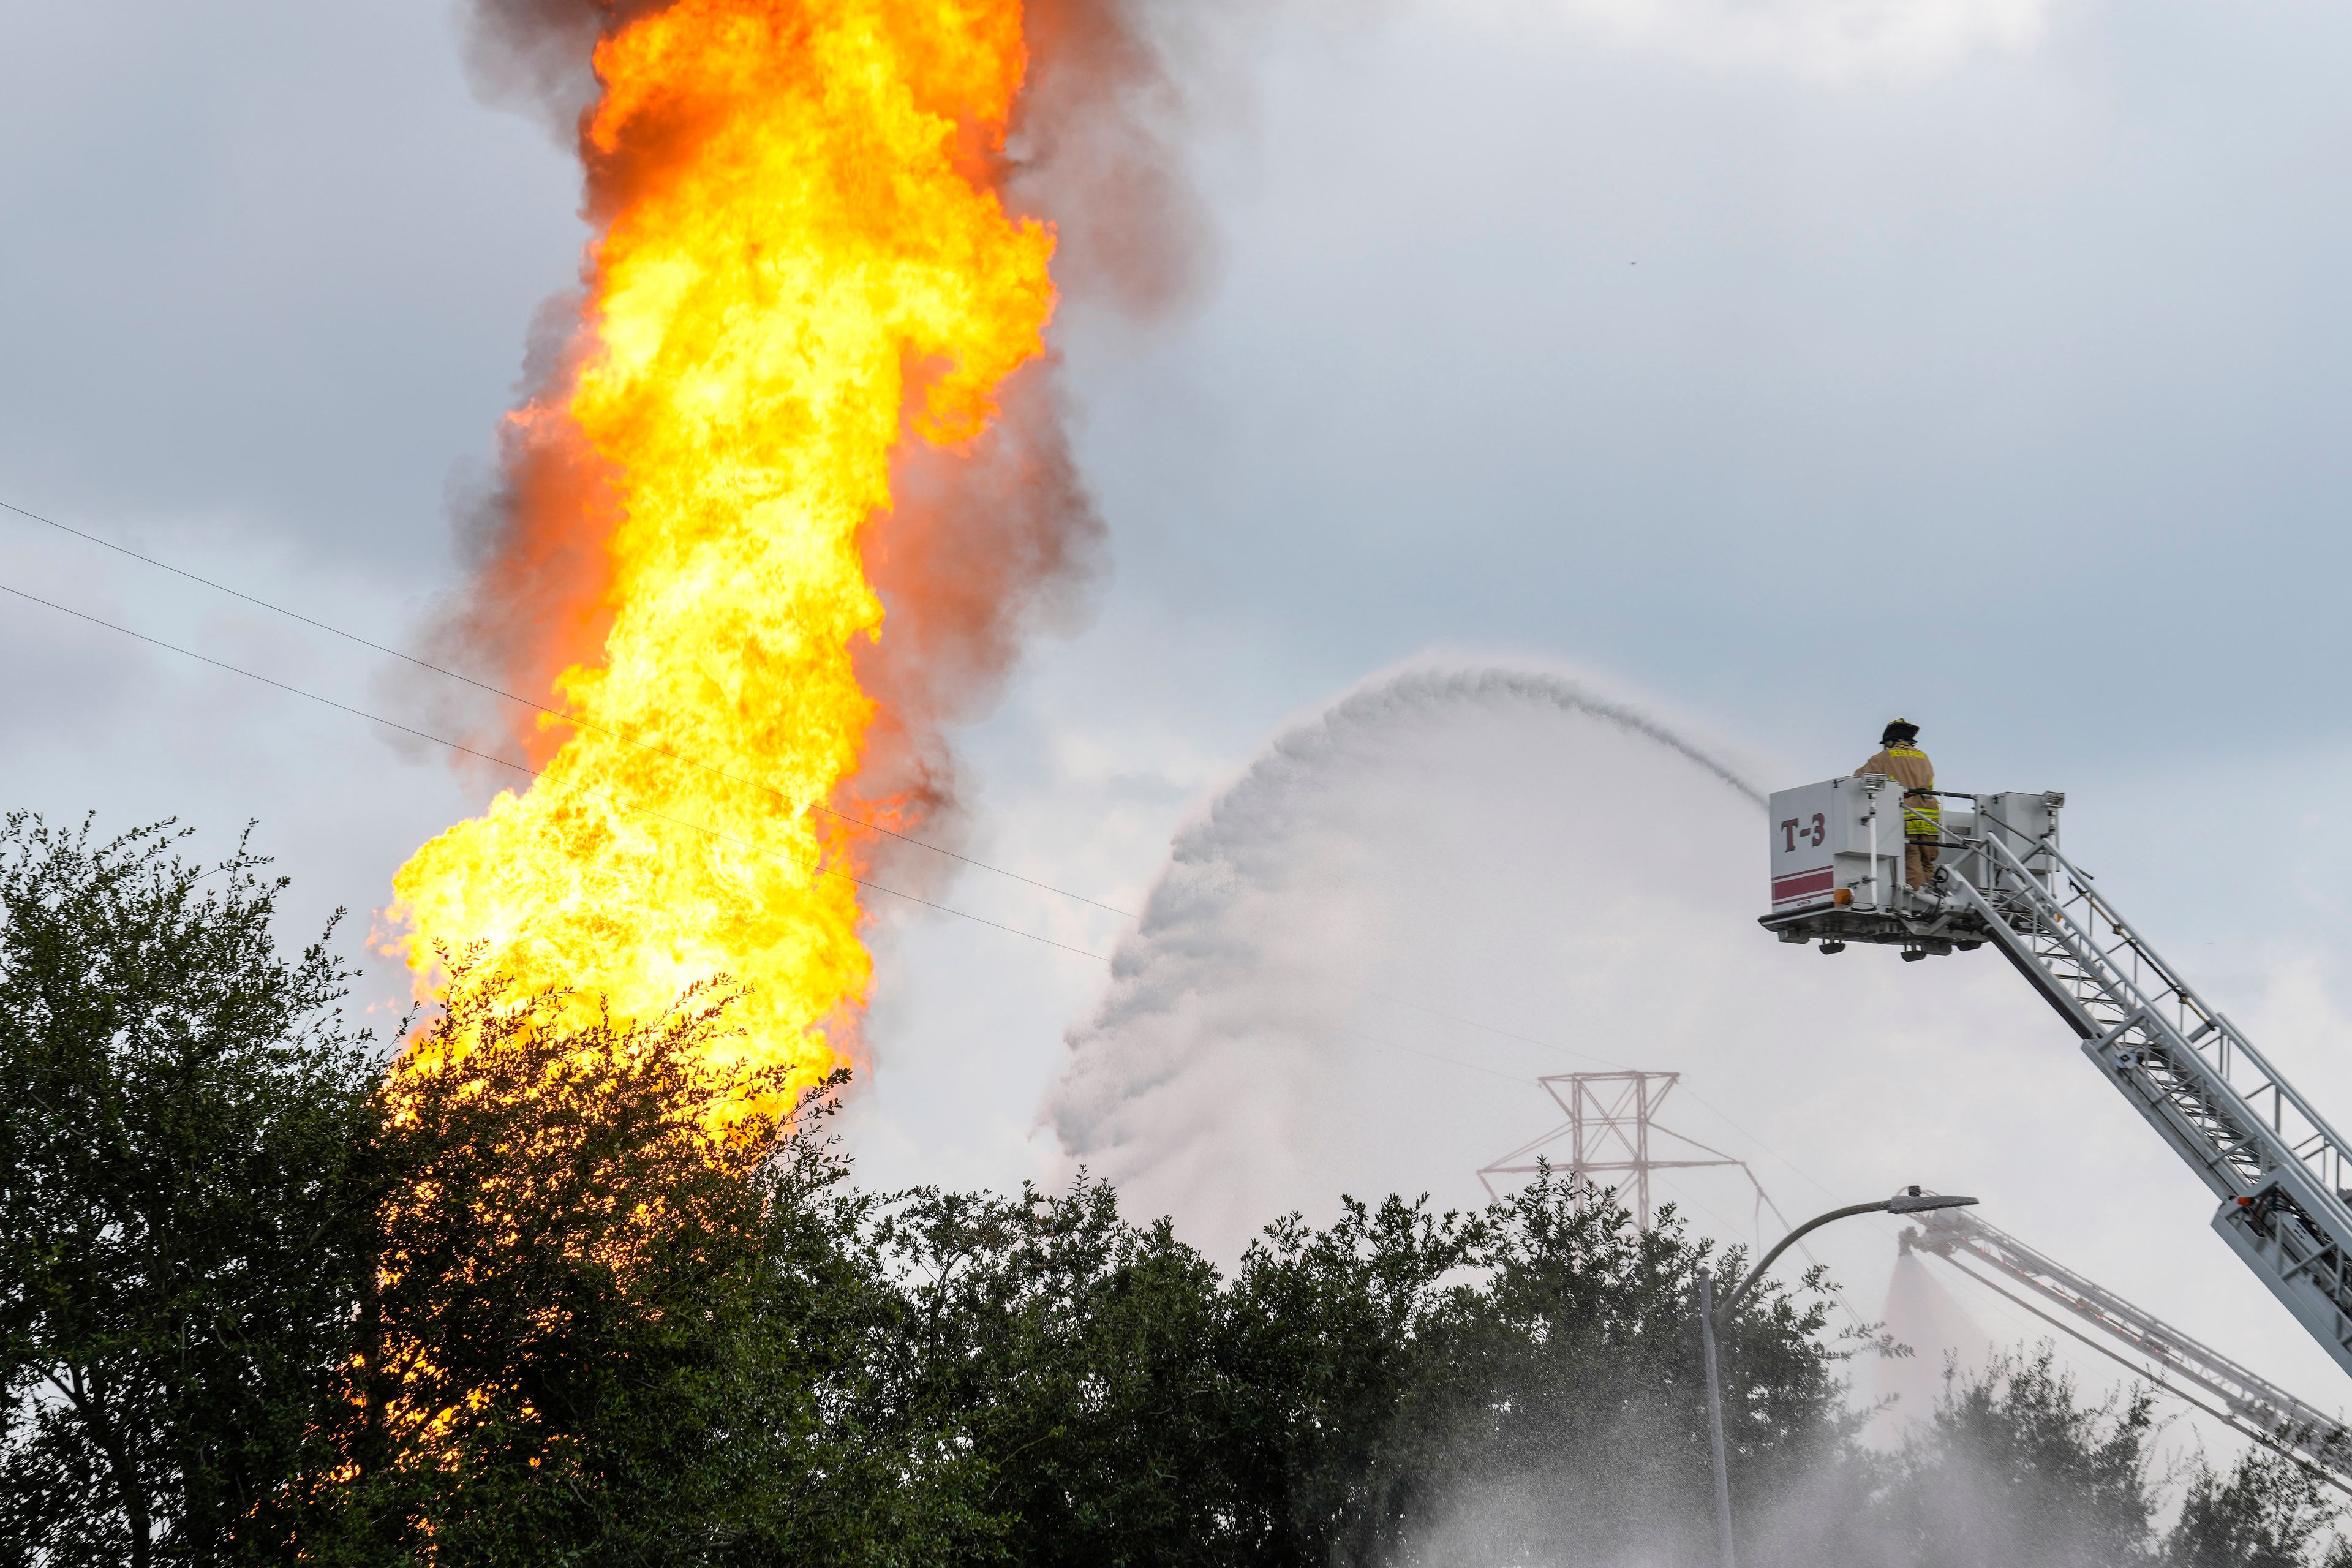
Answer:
[1762, 783, 2352, 1382]
[1905, 1207, 2352, 1491]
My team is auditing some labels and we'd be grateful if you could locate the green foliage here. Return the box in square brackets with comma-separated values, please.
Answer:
[880, 1171, 1858, 1568]
[1222, 1182, 1746, 1566]
[1877, 1349, 2161, 1566]
[9, 812, 2352, 1567]
[881, 1178, 1238, 1567]
[2167, 1450, 2352, 1568]
[307, 968, 988, 1567]
[0, 815, 377, 1568]
[1858, 1350, 2352, 1568]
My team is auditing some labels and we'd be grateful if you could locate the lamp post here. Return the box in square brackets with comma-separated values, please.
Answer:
[1695, 1266, 1735, 1568]
[1695, 1186, 1977, 1568]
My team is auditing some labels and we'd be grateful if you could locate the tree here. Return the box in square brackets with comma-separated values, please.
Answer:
[20, 810, 2352, 1567]
[0, 815, 377, 1568]
[1224, 1177, 1866, 1567]
[879, 1177, 1240, 1568]
[880, 1168, 1862, 1568]
[1883, 1348, 2162, 1568]
[2166, 1449, 2350, 1568]
[311, 968, 986, 1566]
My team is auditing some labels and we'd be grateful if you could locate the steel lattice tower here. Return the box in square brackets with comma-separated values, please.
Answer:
[1479, 1069, 1781, 1237]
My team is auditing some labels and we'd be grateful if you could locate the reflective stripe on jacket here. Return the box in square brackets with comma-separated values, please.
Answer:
[1855, 745, 1939, 839]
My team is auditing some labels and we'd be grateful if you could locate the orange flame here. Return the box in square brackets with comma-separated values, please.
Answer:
[391, 0, 1055, 1117]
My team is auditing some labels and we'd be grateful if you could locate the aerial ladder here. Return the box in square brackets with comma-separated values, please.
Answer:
[1902, 1206, 2352, 1491]
[1762, 777, 2352, 1384]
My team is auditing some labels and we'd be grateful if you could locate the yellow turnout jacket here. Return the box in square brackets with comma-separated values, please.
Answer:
[1856, 745, 1939, 839]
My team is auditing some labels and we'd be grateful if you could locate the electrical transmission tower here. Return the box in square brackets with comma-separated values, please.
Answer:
[1479, 1070, 1788, 1238]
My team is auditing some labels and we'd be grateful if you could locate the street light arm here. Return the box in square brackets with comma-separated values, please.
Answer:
[1716, 1201, 1889, 1324]
[1714, 1190, 1978, 1325]
[1693, 1186, 1977, 1568]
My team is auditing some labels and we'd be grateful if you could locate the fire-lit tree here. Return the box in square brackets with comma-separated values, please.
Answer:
[301, 969, 986, 1565]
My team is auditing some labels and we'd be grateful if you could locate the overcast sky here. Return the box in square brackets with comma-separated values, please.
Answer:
[8, 0, 2352, 1436]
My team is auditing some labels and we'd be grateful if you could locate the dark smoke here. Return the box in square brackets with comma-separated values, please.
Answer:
[456, 0, 618, 144]
[1008, 0, 1217, 323]
[839, 358, 1109, 872]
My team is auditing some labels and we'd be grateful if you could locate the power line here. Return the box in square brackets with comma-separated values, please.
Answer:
[1351, 984, 1632, 1070]
[17, 567, 1899, 1295]
[0, 578, 1110, 964]
[1340, 1028, 1533, 1085]
[0, 496, 1136, 920]
[5, 576, 1573, 1063]
[0, 507, 1883, 1226]
[1348, 981, 1866, 1219]
[0, 580, 1623, 1041]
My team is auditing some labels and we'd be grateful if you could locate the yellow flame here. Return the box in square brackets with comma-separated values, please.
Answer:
[391, 0, 1054, 1118]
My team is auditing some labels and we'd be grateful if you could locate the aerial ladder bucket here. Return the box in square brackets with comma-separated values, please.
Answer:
[1763, 777, 2352, 1381]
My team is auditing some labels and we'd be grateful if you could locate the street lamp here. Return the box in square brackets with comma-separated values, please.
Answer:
[1694, 1186, 1978, 1568]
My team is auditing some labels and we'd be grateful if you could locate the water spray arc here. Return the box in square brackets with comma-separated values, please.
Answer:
[1055, 663, 1763, 1191]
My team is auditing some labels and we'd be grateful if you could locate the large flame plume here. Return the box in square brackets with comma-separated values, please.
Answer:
[393, 0, 1058, 1116]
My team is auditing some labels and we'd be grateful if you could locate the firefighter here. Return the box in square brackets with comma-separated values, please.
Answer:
[1856, 719, 1940, 889]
